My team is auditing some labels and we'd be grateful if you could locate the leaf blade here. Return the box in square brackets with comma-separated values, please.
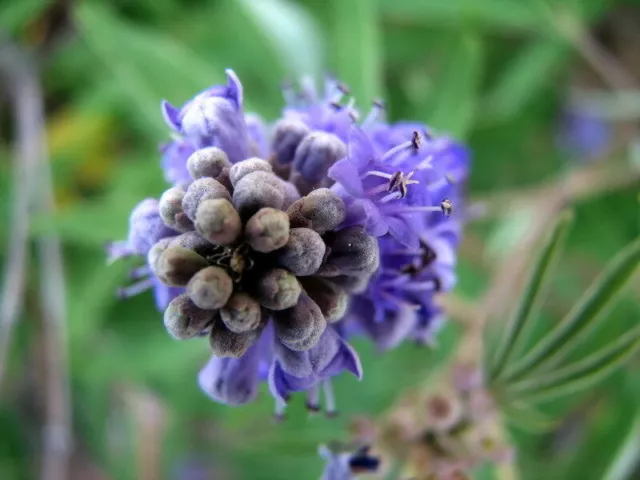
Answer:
[489, 210, 574, 381]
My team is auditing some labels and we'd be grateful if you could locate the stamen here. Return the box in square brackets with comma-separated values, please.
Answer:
[441, 198, 453, 217]
[364, 170, 393, 179]
[306, 385, 321, 413]
[299, 76, 317, 102]
[384, 205, 443, 214]
[323, 380, 338, 418]
[280, 79, 298, 106]
[116, 278, 154, 299]
[362, 99, 386, 130]
[105, 241, 133, 264]
[129, 265, 151, 280]
[379, 191, 401, 203]
[273, 397, 287, 422]
[379, 291, 421, 311]
[380, 140, 415, 162]
[365, 183, 391, 197]
[399, 280, 437, 292]
[415, 154, 434, 170]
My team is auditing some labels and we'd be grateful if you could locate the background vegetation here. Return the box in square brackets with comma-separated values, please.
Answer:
[1, 0, 639, 479]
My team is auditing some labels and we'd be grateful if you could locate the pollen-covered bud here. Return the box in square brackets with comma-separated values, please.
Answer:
[186, 266, 233, 310]
[286, 188, 346, 234]
[255, 269, 301, 310]
[425, 391, 464, 433]
[169, 231, 214, 257]
[158, 187, 194, 232]
[220, 292, 262, 333]
[210, 318, 261, 358]
[156, 246, 209, 287]
[232, 171, 286, 219]
[182, 177, 232, 221]
[147, 237, 173, 274]
[290, 132, 346, 194]
[229, 157, 273, 186]
[319, 227, 379, 276]
[299, 277, 348, 322]
[275, 228, 326, 276]
[245, 208, 290, 253]
[164, 294, 215, 340]
[329, 274, 372, 294]
[195, 198, 242, 246]
[186, 147, 231, 180]
[272, 118, 310, 165]
[273, 293, 327, 351]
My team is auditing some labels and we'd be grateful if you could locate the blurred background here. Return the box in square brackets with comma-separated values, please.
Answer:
[1, 0, 639, 479]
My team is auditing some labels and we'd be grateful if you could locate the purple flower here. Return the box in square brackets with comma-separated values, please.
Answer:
[161, 137, 196, 187]
[319, 444, 380, 480]
[161, 69, 250, 163]
[557, 109, 611, 163]
[269, 325, 362, 417]
[329, 125, 468, 248]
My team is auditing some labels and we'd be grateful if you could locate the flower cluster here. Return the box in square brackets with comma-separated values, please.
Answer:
[109, 69, 469, 416]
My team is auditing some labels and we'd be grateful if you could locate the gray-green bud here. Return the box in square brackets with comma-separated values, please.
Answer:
[186, 266, 233, 310]
[319, 226, 380, 276]
[147, 237, 173, 274]
[245, 208, 290, 253]
[329, 273, 372, 294]
[156, 246, 209, 287]
[232, 171, 286, 219]
[299, 277, 349, 322]
[187, 147, 231, 180]
[275, 228, 326, 276]
[158, 187, 194, 232]
[272, 118, 310, 165]
[195, 198, 242, 246]
[229, 157, 273, 186]
[254, 268, 301, 310]
[169, 231, 214, 257]
[182, 177, 232, 221]
[164, 294, 214, 340]
[286, 188, 346, 234]
[209, 318, 261, 358]
[220, 292, 262, 333]
[273, 293, 327, 351]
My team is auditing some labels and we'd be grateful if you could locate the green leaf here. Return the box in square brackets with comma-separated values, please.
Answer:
[0, 0, 53, 34]
[330, 0, 382, 105]
[376, 0, 548, 33]
[483, 39, 569, 123]
[76, 3, 225, 139]
[489, 210, 573, 381]
[426, 33, 484, 139]
[507, 324, 640, 403]
[503, 401, 558, 433]
[238, 0, 324, 79]
[504, 235, 640, 381]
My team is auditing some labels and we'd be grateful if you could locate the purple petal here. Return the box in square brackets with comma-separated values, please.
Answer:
[161, 100, 181, 131]
[386, 216, 420, 249]
[224, 69, 244, 109]
[347, 126, 375, 171]
[328, 158, 364, 197]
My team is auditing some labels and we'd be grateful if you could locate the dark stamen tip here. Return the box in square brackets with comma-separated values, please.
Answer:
[325, 410, 340, 419]
[337, 82, 350, 95]
[329, 101, 342, 110]
[116, 287, 128, 300]
[372, 99, 385, 109]
[306, 402, 321, 413]
[272, 413, 287, 424]
[411, 131, 421, 149]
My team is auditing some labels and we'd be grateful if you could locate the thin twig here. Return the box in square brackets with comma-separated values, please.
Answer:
[0, 38, 72, 480]
[0, 42, 38, 388]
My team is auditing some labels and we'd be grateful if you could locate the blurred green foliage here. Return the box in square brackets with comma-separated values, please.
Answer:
[1, 0, 639, 479]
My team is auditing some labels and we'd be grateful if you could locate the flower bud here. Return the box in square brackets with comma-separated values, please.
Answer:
[299, 277, 348, 322]
[164, 294, 214, 339]
[156, 246, 209, 287]
[319, 227, 379, 276]
[232, 171, 286, 219]
[127, 198, 176, 255]
[229, 157, 273, 186]
[195, 198, 242, 246]
[275, 228, 326, 276]
[329, 274, 372, 294]
[245, 208, 290, 253]
[182, 177, 232, 221]
[254, 269, 301, 310]
[209, 318, 260, 358]
[272, 118, 310, 165]
[286, 188, 346, 234]
[290, 132, 346, 194]
[186, 266, 233, 310]
[220, 292, 262, 333]
[186, 147, 231, 180]
[273, 293, 327, 351]
[147, 237, 173, 274]
[158, 187, 194, 232]
[169, 231, 214, 257]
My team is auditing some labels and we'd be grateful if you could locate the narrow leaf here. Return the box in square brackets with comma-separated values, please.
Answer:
[238, 0, 324, 79]
[489, 210, 573, 381]
[502, 401, 557, 432]
[330, 0, 382, 104]
[483, 39, 568, 123]
[427, 33, 484, 139]
[504, 235, 640, 381]
[507, 324, 640, 403]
